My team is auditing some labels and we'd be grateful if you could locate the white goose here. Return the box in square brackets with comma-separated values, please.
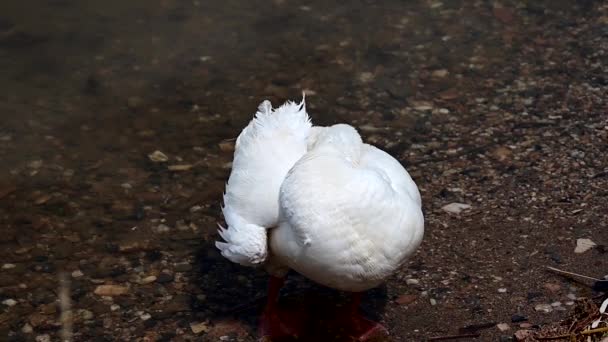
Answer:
[216, 97, 424, 340]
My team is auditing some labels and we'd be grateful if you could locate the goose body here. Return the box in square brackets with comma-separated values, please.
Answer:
[216, 97, 424, 293]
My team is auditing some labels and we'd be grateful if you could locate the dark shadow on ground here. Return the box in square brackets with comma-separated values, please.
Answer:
[193, 240, 390, 341]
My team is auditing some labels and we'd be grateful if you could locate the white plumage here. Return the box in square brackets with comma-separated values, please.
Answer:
[216, 97, 424, 293]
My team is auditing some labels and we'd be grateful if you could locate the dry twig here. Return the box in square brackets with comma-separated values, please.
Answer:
[58, 272, 73, 342]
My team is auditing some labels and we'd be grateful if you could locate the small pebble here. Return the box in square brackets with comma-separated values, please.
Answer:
[511, 314, 527, 323]
[432, 69, 449, 78]
[190, 321, 210, 334]
[156, 272, 174, 284]
[94, 284, 129, 296]
[534, 303, 553, 313]
[110, 304, 120, 311]
[218, 140, 235, 152]
[514, 330, 533, 340]
[543, 282, 561, 293]
[153, 224, 171, 234]
[140, 275, 157, 284]
[498, 288, 507, 293]
[190, 205, 203, 213]
[71, 269, 84, 278]
[168, 164, 193, 171]
[148, 150, 169, 162]
[406, 278, 420, 285]
[395, 294, 417, 305]
[140, 313, 151, 321]
[2, 263, 16, 269]
[430, 298, 437, 306]
[441, 202, 471, 214]
[80, 309, 94, 320]
[566, 293, 576, 300]
[358, 72, 374, 83]
[2, 298, 17, 306]
[574, 238, 596, 254]
[496, 323, 510, 331]
[550, 301, 562, 307]
[35, 335, 51, 342]
[21, 323, 33, 334]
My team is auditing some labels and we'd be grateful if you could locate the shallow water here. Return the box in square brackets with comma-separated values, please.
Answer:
[1, 0, 607, 341]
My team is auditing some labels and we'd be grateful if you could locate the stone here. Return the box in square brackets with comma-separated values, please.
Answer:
[218, 140, 235, 152]
[574, 238, 596, 253]
[94, 285, 129, 296]
[441, 203, 472, 214]
[190, 321, 210, 334]
[156, 272, 174, 284]
[395, 294, 417, 305]
[148, 150, 169, 162]
[543, 283, 561, 293]
[168, 164, 193, 171]
[432, 69, 449, 78]
[511, 314, 527, 323]
[21, 323, 33, 333]
[80, 309, 94, 320]
[514, 330, 532, 341]
[140, 275, 157, 284]
[406, 278, 420, 285]
[491, 146, 513, 162]
[534, 303, 553, 313]
[496, 323, 510, 331]
[206, 320, 250, 341]
[2, 298, 17, 306]
[152, 224, 171, 234]
[35, 335, 51, 342]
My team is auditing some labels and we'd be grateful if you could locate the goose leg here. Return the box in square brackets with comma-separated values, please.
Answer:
[342, 292, 389, 341]
[258, 276, 306, 340]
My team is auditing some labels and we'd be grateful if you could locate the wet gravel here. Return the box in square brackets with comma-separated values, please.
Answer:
[0, 0, 607, 341]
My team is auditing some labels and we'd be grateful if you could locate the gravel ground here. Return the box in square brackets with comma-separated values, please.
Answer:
[0, 0, 607, 341]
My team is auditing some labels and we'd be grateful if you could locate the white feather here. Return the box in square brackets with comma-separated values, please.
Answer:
[216, 97, 311, 266]
[271, 124, 424, 291]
